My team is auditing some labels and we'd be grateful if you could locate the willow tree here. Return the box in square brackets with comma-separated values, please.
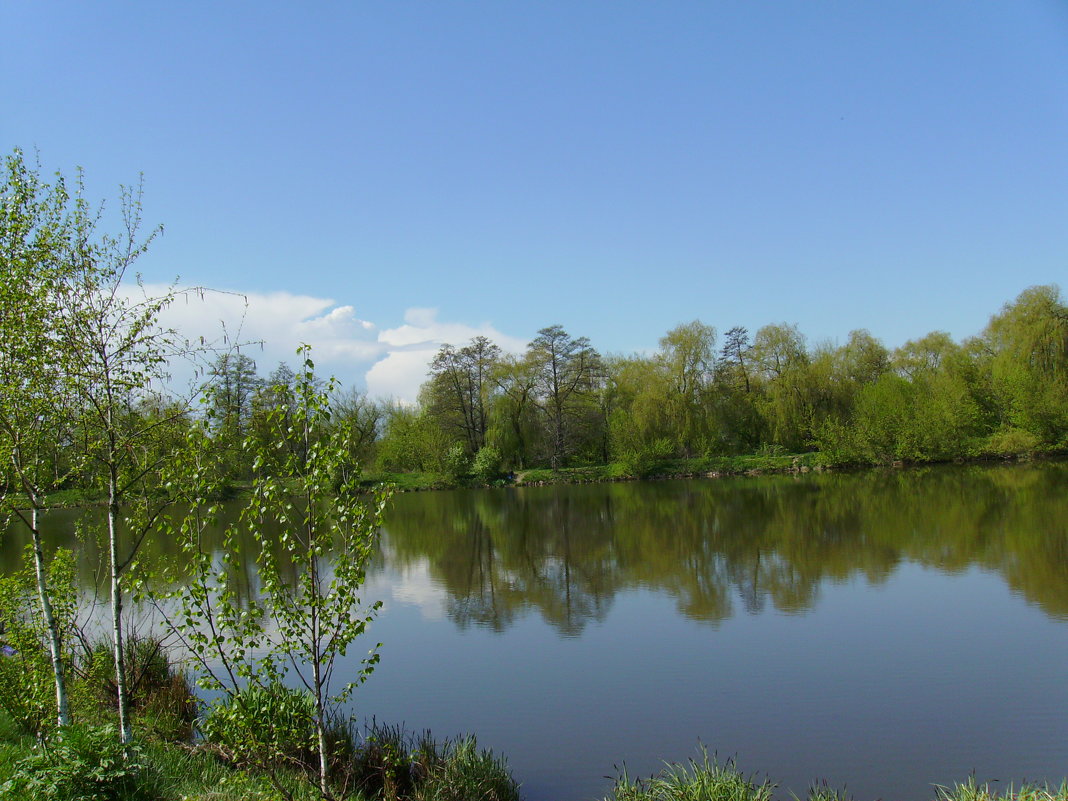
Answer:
[984, 284, 1068, 444]
[657, 320, 717, 456]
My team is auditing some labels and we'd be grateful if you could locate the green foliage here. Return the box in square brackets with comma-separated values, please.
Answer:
[983, 426, 1041, 457]
[472, 445, 503, 483]
[377, 404, 452, 473]
[163, 346, 391, 795]
[424, 337, 501, 455]
[202, 683, 317, 769]
[615, 438, 674, 478]
[984, 285, 1068, 444]
[442, 443, 471, 483]
[936, 777, 1068, 801]
[83, 635, 198, 743]
[529, 325, 605, 469]
[0, 547, 78, 738]
[344, 724, 519, 801]
[0, 724, 144, 801]
[606, 750, 773, 801]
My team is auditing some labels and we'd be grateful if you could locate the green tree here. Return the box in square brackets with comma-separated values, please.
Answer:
[163, 348, 390, 798]
[714, 326, 764, 452]
[331, 386, 383, 468]
[751, 322, 811, 450]
[0, 548, 79, 738]
[529, 325, 604, 468]
[605, 353, 672, 470]
[718, 326, 752, 394]
[375, 402, 452, 473]
[0, 149, 95, 730]
[489, 352, 541, 469]
[983, 285, 1068, 445]
[424, 336, 502, 454]
[657, 320, 717, 456]
[52, 173, 193, 748]
[207, 352, 262, 444]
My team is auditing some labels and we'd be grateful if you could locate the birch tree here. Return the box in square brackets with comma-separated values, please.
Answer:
[0, 148, 83, 730]
[51, 173, 193, 747]
[163, 348, 390, 798]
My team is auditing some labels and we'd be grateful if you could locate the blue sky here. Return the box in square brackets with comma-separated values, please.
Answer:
[6, 1, 1068, 398]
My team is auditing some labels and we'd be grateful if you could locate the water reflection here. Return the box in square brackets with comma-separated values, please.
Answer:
[380, 463, 1068, 632]
[7, 462, 1068, 631]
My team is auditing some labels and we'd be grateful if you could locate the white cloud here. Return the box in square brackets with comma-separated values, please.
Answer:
[371, 557, 447, 622]
[134, 284, 526, 402]
[366, 308, 527, 402]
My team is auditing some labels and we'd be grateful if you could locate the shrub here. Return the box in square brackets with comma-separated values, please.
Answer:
[442, 443, 471, 482]
[0, 723, 144, 801]
[83, 635, 198, 742]
[472, 446, 503, 483]
[615, 439, 673, 478]
[201, 682, 316, 770]
[0, 547, 78, 740]
[984, 426, 1041, 457]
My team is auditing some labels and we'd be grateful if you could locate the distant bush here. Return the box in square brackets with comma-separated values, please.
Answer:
[984, 426, 1041, 457]
[472, 446, 503, 483]
[442, 443, 471, 483]
[614, 438, 674, 478]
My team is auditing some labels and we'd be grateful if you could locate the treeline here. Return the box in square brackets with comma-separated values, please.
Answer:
[201, 285, 1068, 481]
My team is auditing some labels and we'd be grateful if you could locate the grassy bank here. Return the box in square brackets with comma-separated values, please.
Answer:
[1, 721, 1063, 801]
[362, 449, 1062, 492]
[604, 752, 1067, 801]
[352, 452, 827, 493]
[0, 715, 519, 801]
[512, 452, 824, 487]
[27, 449, 1058, 507]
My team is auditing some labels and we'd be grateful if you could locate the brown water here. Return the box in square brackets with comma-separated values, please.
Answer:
[9, 462, 1068, 800]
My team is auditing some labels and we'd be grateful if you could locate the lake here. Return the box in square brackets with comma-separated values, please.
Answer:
[9, 462, 1068, 800]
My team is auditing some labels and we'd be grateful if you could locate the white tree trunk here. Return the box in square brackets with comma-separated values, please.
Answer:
[30, 507, 71, 728]
[108, 489, 132, 746]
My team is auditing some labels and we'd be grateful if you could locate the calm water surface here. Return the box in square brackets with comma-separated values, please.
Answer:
[11, 463, 1068, 800]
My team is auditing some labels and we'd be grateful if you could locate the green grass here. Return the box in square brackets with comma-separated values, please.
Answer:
[361, 471, 456, 492]
[1, 712, 1066, 801]
[139, 741, 319, 800]
[605, 755, 1068, 801]
[605, 751, 774, 801]
[935, 778, 1068, 801]
[512, 452, 823, 487]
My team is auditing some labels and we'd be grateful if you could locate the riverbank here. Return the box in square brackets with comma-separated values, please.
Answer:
[1, 717, 1063, 801]
[26, 449, 1058, 508]
[359, 449, 1058, 493]
[356, 452, 826, 493]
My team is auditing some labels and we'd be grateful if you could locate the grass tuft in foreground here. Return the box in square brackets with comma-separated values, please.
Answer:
[605, 750, 774, 801]
[344, 721, 519, 801]
[936, 777, 1068, 801]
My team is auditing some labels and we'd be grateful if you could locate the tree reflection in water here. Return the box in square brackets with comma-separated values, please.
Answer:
[8, 462, 1068, 632]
